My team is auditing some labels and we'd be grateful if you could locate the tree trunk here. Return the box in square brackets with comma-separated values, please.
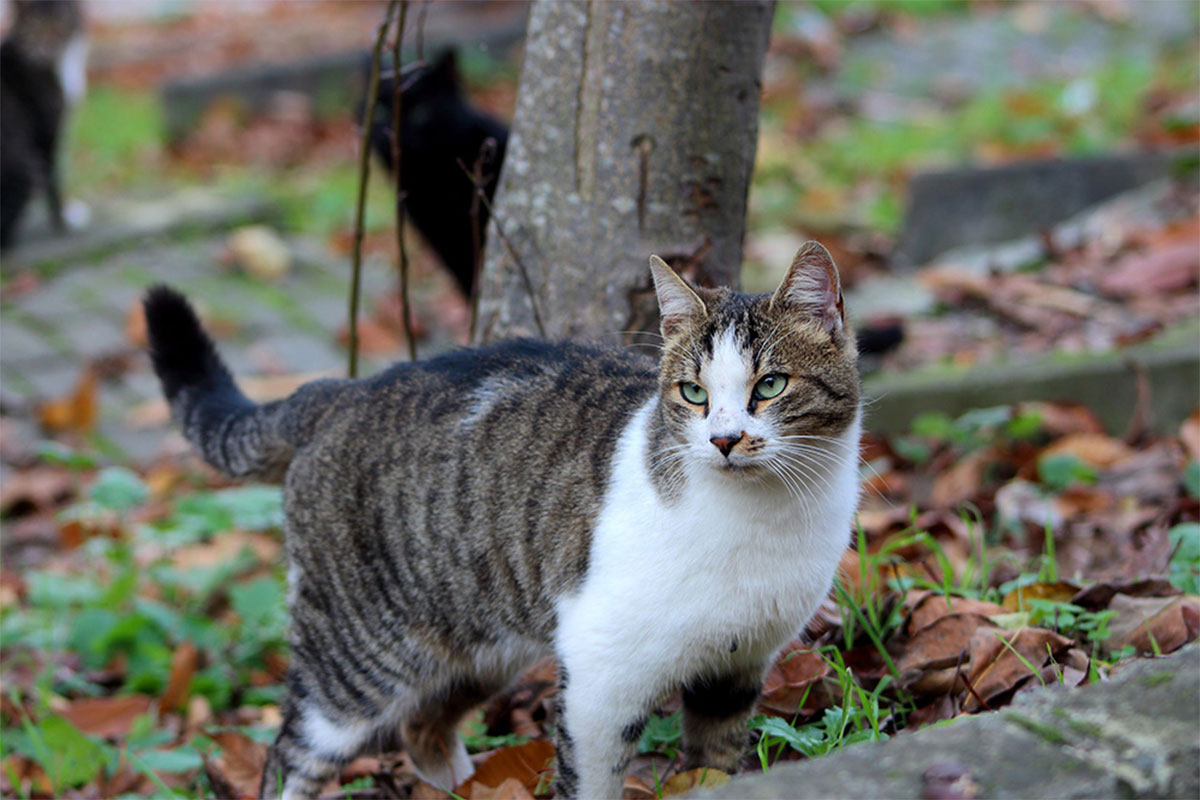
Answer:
[473, 0, 774, 344]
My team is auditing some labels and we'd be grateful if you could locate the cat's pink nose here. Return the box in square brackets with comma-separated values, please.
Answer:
[710, 432, 744, 457]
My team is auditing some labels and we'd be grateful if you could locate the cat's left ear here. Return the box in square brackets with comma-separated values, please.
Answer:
[770, 241, 844, 335]
[649, 255, 706, 337]
[427, 49, 460, 89]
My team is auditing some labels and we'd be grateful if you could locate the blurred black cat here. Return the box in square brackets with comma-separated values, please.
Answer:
[366, 50, 907, 358]
[1, 0, 88, 250]
[369, 49, 508, 297]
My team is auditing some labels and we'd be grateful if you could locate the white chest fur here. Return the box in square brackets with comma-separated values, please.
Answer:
[56, 33, 88, 106]
[557, 398, 860, 692]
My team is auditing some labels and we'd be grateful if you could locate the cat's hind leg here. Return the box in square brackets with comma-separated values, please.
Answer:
[399, 678, 499, 791]
[260, 694, 382, 800]
[260, 658, 404, 800]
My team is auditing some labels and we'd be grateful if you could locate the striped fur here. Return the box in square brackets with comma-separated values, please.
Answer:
[143, 242, 861, 799]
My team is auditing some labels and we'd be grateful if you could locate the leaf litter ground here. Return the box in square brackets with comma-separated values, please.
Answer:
[2, 398, 1196, 798]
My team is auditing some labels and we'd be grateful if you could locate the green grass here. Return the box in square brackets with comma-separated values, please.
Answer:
[66, 87, 164, 195]
[752, 48, 1196, 234]
[1, 452, 289, 798]
[62, 84, 395, 241]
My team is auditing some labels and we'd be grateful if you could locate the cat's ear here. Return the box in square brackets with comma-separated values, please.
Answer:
[427, 49, 460, 89]
[771, 241, 844, 335]
[649, 255, 706, 337]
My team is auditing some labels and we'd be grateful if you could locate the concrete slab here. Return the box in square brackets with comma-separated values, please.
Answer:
[864, 332, 1200, 436]
[700, 644, 1200, 800]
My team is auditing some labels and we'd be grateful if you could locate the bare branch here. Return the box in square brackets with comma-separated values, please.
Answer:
[348, 0, 400, 378]
[467, 137, 497, 341]
[390, 0, 417, 361]
[415, 0, 430, 62]
[457, 157, 546, 339]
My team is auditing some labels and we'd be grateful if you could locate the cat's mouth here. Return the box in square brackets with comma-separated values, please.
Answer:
[716, 459, 763, 476]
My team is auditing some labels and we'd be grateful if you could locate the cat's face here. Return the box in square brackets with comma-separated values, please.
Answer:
[650, 243, 860, 481]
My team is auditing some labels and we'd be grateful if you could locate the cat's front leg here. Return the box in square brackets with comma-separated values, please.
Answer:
[553, 661, 652, 800]
[680, 668, 766, 773]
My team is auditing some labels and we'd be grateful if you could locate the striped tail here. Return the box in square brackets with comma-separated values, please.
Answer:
[143, 285, 295, 481]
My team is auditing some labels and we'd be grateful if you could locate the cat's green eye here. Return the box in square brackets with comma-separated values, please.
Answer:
[680, 382, 708, 405]
[753, 374, 788, 400]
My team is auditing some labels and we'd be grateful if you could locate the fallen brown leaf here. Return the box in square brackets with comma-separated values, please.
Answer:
[906, 695, 958, 730]
[411, 779, 454, 799]
[1019, 402, 1105, 437]
[170, 530, 280, 571]
[125, 299, 149, 348]
[1099, 241, 1200, 297]
[931, 450, 989, 509]
[905, 591, 1007, 637]
[35, 366, 98, 433]
[964, 627, 1074, 711]
[60, 694, 153, 738]
[207, 730, 267, 799]
[898, 613, 1002, 674]
[1052, 486, 1114, 518]
[1106, 594, 1200, 656]
[186, 695, 212, 730]
[0, 467, 74, 517]
[1071, 578, 1180, 610]
[622, 773, 658, 800]
[1180, 409, 1200, 462]
[159, 641, 199, 716]
[1000, 581, 1081, 613]
[455, 739, 554, 799]
[660, 768, 731, 797]
[1040, 432, 1136, 469]
[759, 642, 830, 716]
[468, 777, 535, 800]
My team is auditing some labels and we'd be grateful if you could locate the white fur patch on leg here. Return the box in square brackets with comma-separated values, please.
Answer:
[300, 705, 375, 760]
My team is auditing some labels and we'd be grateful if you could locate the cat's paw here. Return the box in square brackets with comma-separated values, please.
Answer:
[63, 199, 91, 230]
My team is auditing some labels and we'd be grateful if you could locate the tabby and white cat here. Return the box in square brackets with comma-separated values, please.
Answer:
[143, 242, 862, 799]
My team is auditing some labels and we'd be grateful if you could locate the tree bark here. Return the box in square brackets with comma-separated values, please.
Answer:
[473, 0, 774, 344]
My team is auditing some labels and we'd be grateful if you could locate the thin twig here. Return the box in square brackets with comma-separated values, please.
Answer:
[466, 138, 496, 341]
[456, 158, 546, 339]
[390, 0, 417, 361]
[415, 0, 430, 61]
[348, 0, 400, 378]
[954, 649, 991, 711]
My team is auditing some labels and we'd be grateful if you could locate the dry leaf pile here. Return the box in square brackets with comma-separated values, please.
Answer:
[2, 396, 1196, 799]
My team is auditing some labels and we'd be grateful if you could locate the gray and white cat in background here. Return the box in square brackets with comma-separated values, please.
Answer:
[143, 242, 862, 800]
[1, 0, 89, 250]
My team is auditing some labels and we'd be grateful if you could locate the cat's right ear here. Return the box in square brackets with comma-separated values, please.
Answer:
[649, 255, 706, 337]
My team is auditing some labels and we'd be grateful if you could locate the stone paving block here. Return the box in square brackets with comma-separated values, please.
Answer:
[62, 315, 131, 361]
[0, 320, 60, 366]
[0, 364, 37, 397]
[5, 359, 82, 400]
[894, 152, 1189, 268]
[701, 644, 1199, 800]
[6, 189, 274, 270]
[12, 288, 85, 328]
[244, 332, 346, 375]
